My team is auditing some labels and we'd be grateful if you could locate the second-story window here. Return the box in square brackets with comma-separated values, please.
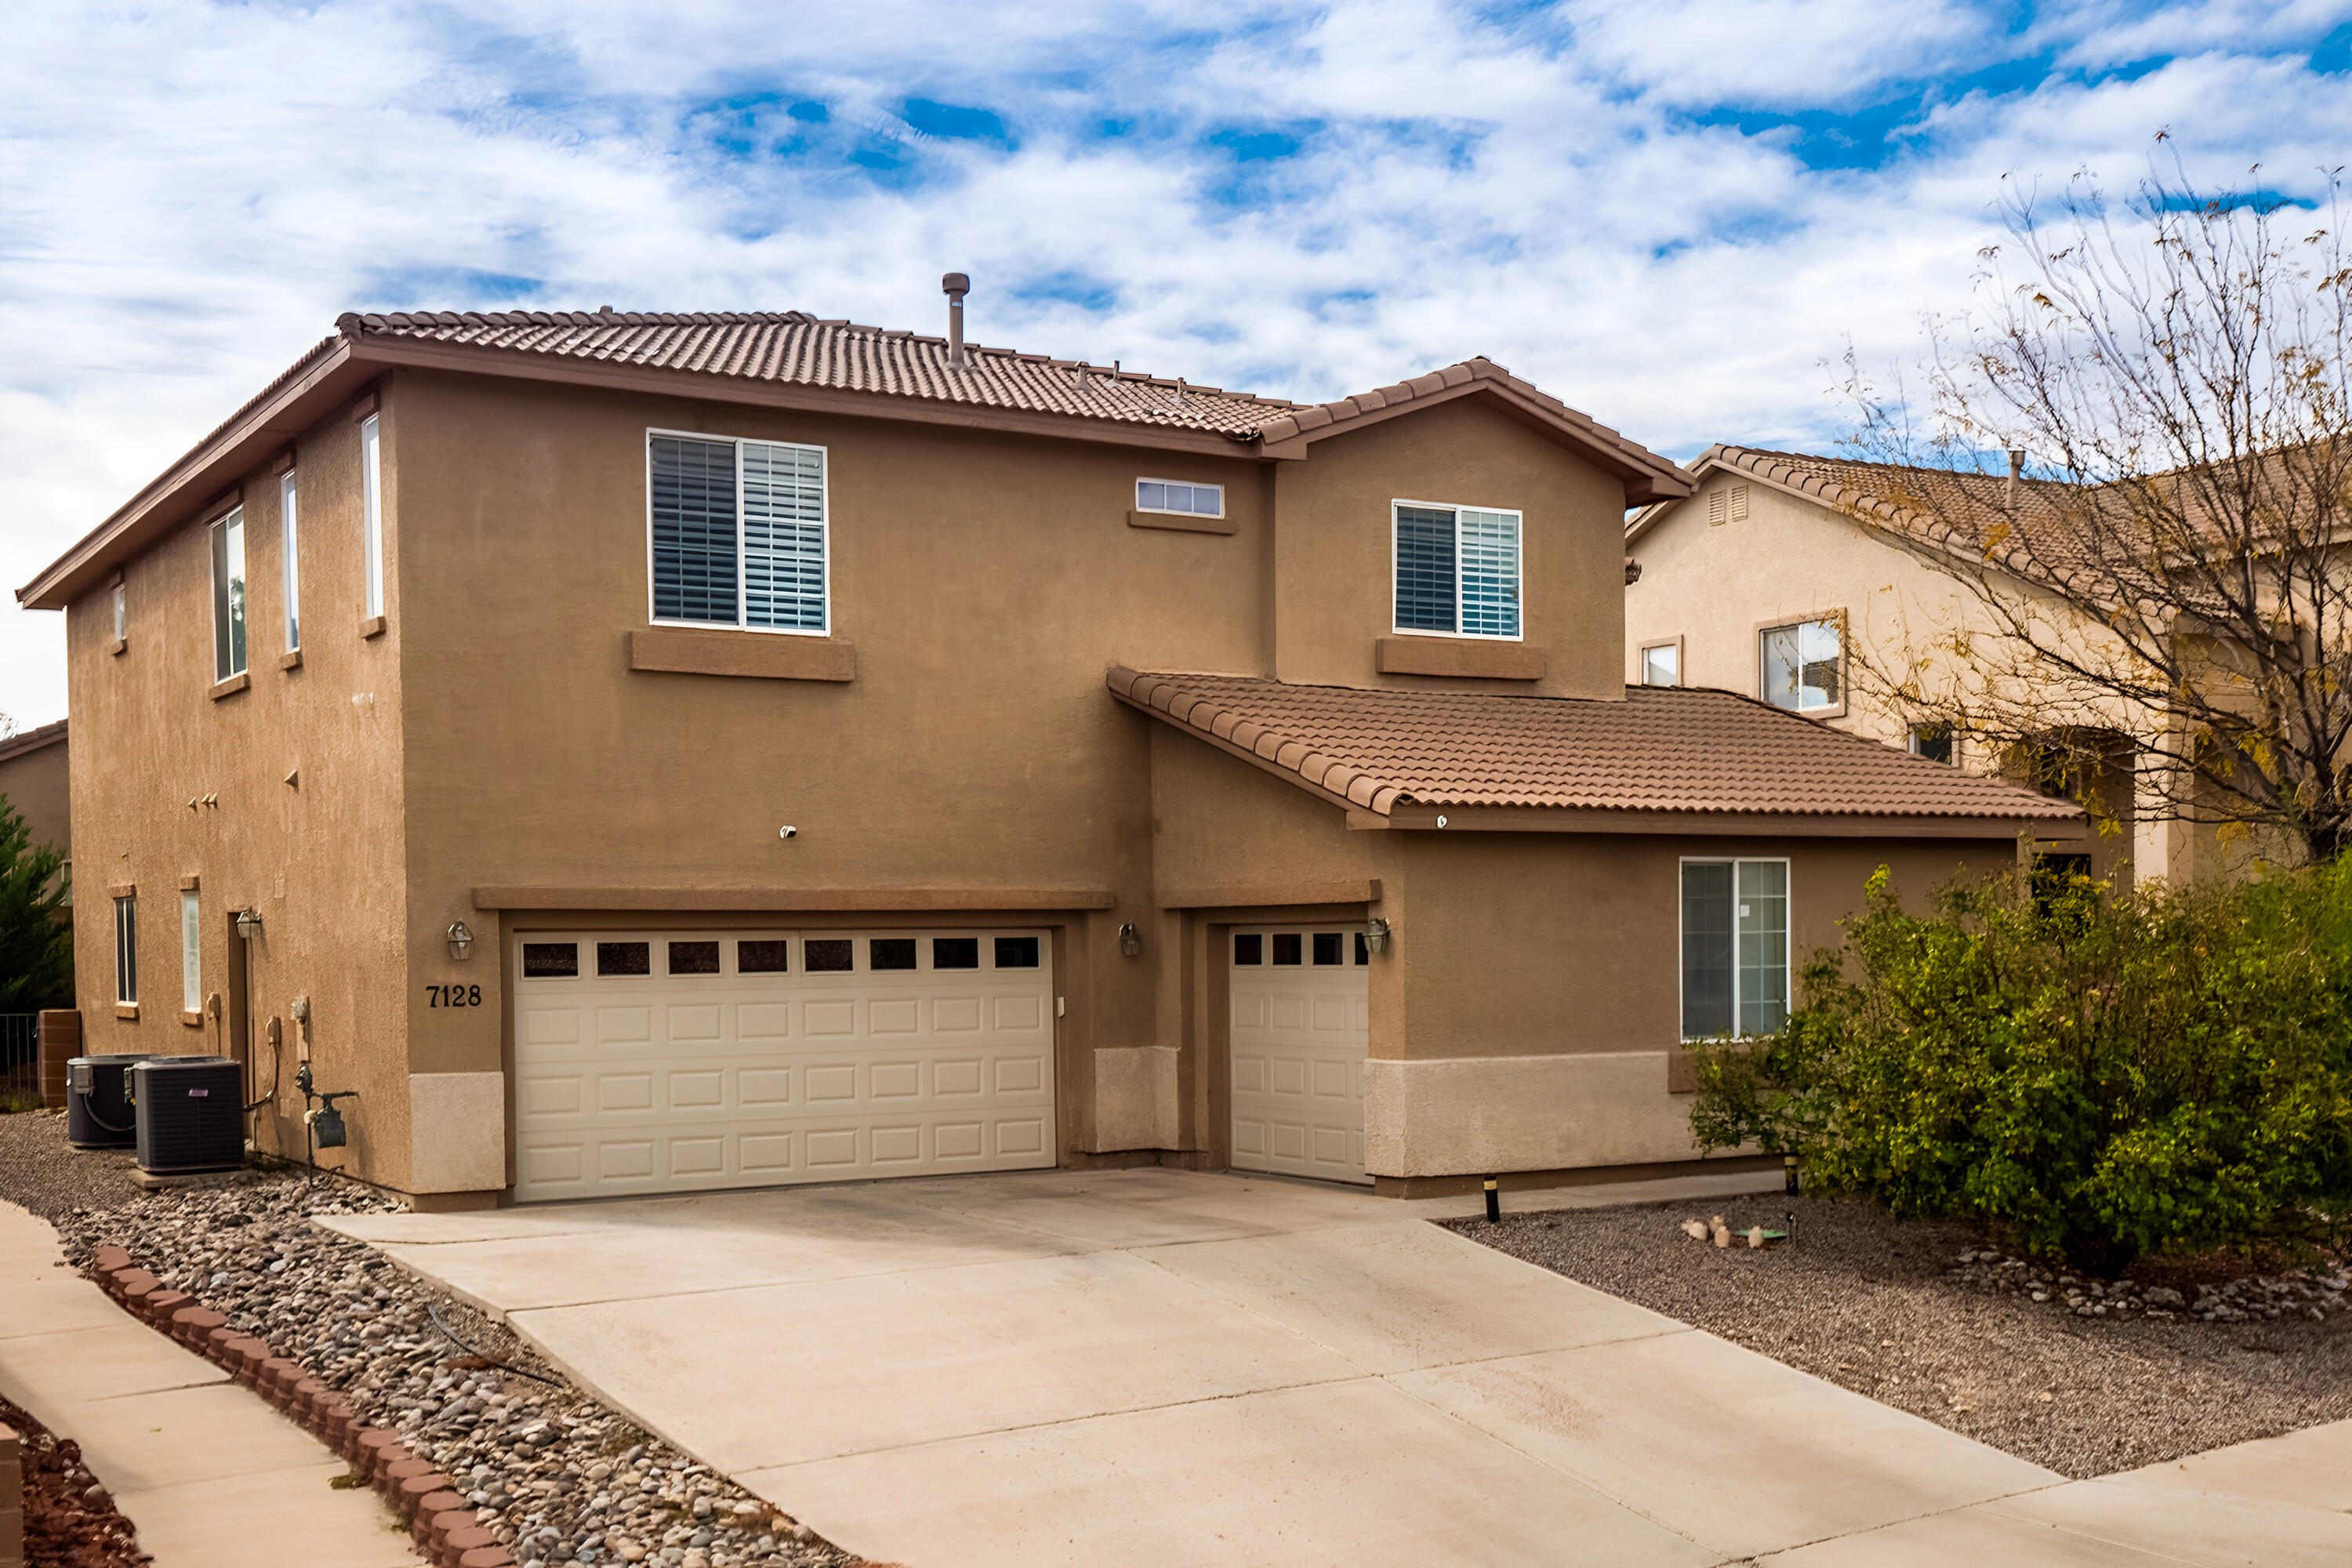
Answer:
[209, 506, 246, 681]
[648, 433, 828, 633]
[1394, 502, 1521, 639]
[1762, 616, 1841, 712]
[281, 470, 301, 651]
[111, 581, 125, 641]
[1136, 479, 1223, 518]
[1641, 642, 1679, 688]
[361, 414, 384, 619]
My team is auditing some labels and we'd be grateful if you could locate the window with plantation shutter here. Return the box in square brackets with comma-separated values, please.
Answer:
[1392, 501, 1521, 638]
[648, 433, 829, 633]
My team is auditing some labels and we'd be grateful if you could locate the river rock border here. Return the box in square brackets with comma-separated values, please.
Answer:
[92, 1240, 514, 1568]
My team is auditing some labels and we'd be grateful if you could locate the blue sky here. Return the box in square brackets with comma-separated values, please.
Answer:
[3, 0, 2350, 723]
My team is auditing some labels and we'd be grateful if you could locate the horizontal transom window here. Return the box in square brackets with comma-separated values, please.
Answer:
[648, 433, 828, 634]
[1137, 478, 1223, 517]
[1394, 501, 1521, 639]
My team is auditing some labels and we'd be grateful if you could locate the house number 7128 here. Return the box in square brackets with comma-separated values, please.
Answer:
[424, 985, 482, 1008]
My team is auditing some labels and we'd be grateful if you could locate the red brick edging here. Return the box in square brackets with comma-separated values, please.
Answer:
[88, 1243, 514, 1568]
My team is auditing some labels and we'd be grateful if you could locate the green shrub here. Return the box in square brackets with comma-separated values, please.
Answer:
[0, 793, 71, 1012]
[1688, 862, 2352, 1272]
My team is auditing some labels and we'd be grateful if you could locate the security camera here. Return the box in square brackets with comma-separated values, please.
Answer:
[779, 825, 798, 840]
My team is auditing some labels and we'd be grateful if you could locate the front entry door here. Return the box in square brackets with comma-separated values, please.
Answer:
[1229, 927, 1370, 1185]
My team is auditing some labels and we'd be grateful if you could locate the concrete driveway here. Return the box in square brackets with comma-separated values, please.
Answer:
[328, 1169, 2351, 1567]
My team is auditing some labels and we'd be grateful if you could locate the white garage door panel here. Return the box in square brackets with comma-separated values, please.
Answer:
[1229, 927, 1370, 1185]
[513, 928, 1054, 1201]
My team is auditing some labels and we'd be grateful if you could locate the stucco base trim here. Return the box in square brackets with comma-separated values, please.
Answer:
[1091, 1046, 1178, 1151]
[470, 885, 1115, 912]
[1374, 636, 1547, 681]
[407, 1072, 507, 1194]
[1363, 1053, 1704, 1178]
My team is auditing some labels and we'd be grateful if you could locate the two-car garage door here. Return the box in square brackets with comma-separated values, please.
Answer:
[511, 927, 1054, 1201]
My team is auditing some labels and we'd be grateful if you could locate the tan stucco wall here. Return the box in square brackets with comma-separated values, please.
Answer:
[64, 389, 416, 1185]
[0, 737, 71, 857]
[1275, 396, 1630, 700]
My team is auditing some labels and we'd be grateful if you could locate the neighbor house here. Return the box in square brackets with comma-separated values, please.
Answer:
[0, 718, 70, 875]
[18, 294, 2069, 1208]
[1624, 446, 2188, 887]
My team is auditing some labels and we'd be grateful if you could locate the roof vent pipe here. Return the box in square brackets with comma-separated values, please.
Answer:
[2006, 448, 2024, 507]
[942, 272, 971, 368]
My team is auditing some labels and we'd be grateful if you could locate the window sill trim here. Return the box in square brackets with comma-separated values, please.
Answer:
[180, 1010, 205, 1029]
[1375, 636, 1546, 682]
[279, 648, 303, 672]
[628, 627, 856, 683]
[114, 1004, 139, 1021]
[1128, 509, 1236, 536]
[360, 615, 387, 639]
[209, 672, 250, 702]
[106, 637, 127, 658]
[1767, 700, 1849, 723]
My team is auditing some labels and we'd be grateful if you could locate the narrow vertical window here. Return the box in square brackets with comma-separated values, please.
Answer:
[114, 895, 137, 1005]
[111, 582, 125, 641]
[1681, 859, 1791, 1040]
[1392, 502, 1521, 638]
[281, 470, 301, 650]
[361, 413, 383, 619]
[180, 891, 201, 1015]
[648, 433, 828, 633]
[209, 507, 246, 681]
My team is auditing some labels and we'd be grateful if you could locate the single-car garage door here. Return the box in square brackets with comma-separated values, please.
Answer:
[511, 927, 1054, 1201]
[1229, 927, 1370, 1185]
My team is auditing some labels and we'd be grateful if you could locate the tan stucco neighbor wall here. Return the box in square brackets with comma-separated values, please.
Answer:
[0, 731, 71, 859]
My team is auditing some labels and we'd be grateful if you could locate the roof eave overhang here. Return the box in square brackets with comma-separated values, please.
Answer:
[351, 336, 1270, 463]
[1111, 671, 2078, 837]
[17, 337, 372, 611]
[1261, 377, 1694, 503]
[17, 333, 1278, 611]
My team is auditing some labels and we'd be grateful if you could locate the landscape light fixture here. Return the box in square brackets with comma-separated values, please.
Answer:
[1363, 916, 1392, 956]
[1117, 921, 1142, 959]
[446, 920, 476, 961]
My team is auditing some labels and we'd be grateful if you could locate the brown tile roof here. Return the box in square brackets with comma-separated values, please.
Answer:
[0, 718, 66, 765]
[339, 309, 1298, 438]
[337, 314, 1691, 497]
[1109, 667, 2070, 823]
[1629, 445, 2094, 569]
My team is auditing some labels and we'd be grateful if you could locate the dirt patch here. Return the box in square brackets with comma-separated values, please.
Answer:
[1446, 1193, 2352, 1479]
[0, 1391, 149, 1567]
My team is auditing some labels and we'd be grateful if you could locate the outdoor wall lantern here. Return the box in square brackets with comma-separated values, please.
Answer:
[446, 920, 476, 961]
[1117, 921, 1142, 959]
[233, 908, 264, 941]
[1363, 916, 1392, 956]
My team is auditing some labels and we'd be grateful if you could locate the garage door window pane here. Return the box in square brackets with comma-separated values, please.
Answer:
[804, 938, 853, 973]
[522, 942, 577, 978]
[597, 942, 651, 977]
[1354, 932, 1369, 964]
[933, 937, 980, 970]
[1312, 932, 1341, 965]
[1272, 933, 1302, 966]
[993, 936, 1040, 969]
[668, 940, 720, 975]
[869, 938, 916, 971]
[1232, 933, 1262, 966]
[737, 939, 790, 973]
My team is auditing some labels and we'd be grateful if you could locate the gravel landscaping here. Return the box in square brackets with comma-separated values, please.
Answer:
[0, 1112, 865, 1568]
[1448, 1192, 2352, 1479]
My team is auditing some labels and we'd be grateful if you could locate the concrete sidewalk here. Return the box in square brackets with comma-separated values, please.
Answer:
[0, 1200, 423, 1568]
[328, 1166, 2352, 1566]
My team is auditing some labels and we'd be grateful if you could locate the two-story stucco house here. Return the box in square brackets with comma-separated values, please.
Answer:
[1624, 446, 2170, 886]
[18, 292, 2068, 1208]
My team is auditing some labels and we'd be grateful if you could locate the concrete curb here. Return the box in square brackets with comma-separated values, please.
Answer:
[89, 1242, 514, 1568]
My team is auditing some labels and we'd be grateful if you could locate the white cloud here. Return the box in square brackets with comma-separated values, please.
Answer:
[0, 0, 2344, 724]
